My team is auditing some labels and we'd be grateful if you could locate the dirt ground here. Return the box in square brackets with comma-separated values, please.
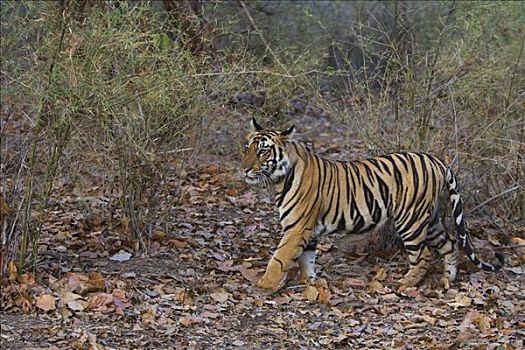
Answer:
[1, 115, 524, 350]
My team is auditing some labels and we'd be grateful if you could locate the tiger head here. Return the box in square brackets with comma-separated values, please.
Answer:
[241, 118, 295, 185]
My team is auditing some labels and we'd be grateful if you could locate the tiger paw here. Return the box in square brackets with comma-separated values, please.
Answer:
[257, 273, 286, 292]
[257, 276, 280, 292]
[298, 273, 315, 286]
[440, 277, 450, 290]
[398, 276, 419, 289]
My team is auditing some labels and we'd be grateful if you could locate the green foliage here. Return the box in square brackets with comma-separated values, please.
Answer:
[1, 1, 304, 271]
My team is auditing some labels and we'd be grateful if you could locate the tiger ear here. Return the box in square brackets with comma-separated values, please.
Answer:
[251, 118, 264, 131]
[280, 125, 295, 137]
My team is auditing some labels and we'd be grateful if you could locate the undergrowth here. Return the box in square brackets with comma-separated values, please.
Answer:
[1, 1, 523, 274]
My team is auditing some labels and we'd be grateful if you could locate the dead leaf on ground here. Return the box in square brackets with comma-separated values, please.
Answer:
[67, 273, 83, 292]
[304, 278, 331, 303]
[511, 236, 525, 263]
[367, 280, 386, 294]
[0, 195, 10, 217]
[176, 289, 194, 307]
[238, 265, 260, 283]
[304, 285, 319, 302]
[210, 289, 230, 303]
[109, 250, 132, 262]
[87, 293, 113, 311]
[367, 267, 389, 294]
[112, 288, 132, 309]
[347, 277, 367, 289]
[35, 294, 56, 311]
[68, 272, 106, 295]
[152, 229, 167, 241]
[448, 294, 472, 308]
[373, 267, 387, 281]
[14, 294, 32, 313]
[459, 310, 493, 336]
[7, 261, 17, 281]
[17, 273, 35, 285]
[472, 312, 493, 334]
[179, 315, 202, 327]
[70, 329, 100, 350]
[201, 311, 220, 319]
[168, 238, 188, 249]
[67, 300, 87, 312]
[141, 307, 157, 325]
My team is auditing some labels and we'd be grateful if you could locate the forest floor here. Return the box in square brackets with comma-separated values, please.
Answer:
[1, 112, 524, 350]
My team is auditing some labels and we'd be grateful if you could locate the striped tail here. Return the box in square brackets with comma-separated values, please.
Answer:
[446, 168, 504, 271]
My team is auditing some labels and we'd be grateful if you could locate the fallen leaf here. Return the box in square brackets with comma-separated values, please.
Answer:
[417, 315, 437, 326]
[68, 272, 106, 296]
[367, 280, 386, 294]
[317, 243, 332, 252]
[201, 311, 220, 319]
[448, 294, 472, 308]
[347, 278, 367, 289]
[14, 294, 32, 313]
[121, 272, 137, 278]
[111, 288, 127, 300]
[67, 300, 86, 311]
[238, 266, 260, 283]
[0, 195, 10, 217]
[382, 293, 400, 303]
[472, 312, 492, 334]
[62, 292, 82, 303]
[141, 307, 157, 325]
[17, 273, 35, 285]
[373, 267, 387, 281]
[152, 229, 167, 241]
[210, 289, 230, 303]
[203, 163, 219, 175]
[313, 278, 331, 303]
[457, 329, 476, 342]
[36, 294, 56, 311]
[168, 238, 188, 249]
[87, 293, 113, 311]
[7, 261, 17, 281]
[109, 250, 132, 262]
[68, 273, 83, 292]
[216, 260, 234, 272]
[511, 237, 525, 263]
[179, 315, 202, 327]
[176, 289, 193, 307]
[232, 340, 245, 347]
[304, 285, 319, 302]
[401, 287, 420, 298]
[112, 288, 132, 309]
[144, 289, 160, 298]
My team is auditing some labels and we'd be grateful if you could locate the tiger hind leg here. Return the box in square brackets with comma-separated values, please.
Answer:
[427, 219, 458, 289]
[397, 219, 432, 287]
[298, 238, 318, 284]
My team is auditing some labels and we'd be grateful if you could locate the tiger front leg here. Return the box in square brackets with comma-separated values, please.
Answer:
[257, 258, 288, 292]
[258, 230, 311, 292]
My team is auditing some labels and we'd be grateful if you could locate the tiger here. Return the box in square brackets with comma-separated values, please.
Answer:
[241, 118, 504, 292]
